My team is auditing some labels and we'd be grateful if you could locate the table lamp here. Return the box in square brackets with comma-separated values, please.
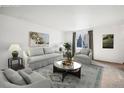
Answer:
[9, 44, 22, 58]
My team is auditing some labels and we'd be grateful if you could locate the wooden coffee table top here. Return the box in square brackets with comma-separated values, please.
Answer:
[54, 61, 82, 71]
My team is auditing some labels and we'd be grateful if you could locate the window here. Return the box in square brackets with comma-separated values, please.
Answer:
[76, 32, 88, 48]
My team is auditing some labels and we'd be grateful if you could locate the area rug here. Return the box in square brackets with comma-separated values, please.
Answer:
[35, 64, 103, 88]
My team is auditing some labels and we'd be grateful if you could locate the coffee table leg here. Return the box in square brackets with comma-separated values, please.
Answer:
[53, 65, 57, 73]
[77, 68, 81, 78]
[53, 65, 67, 82]
[62, 71, 67, 82]
[72, 68, 81, 78]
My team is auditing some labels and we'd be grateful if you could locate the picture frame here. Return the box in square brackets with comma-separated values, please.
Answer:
[103, 34, 114, 49]
[29, 32, 49, 47]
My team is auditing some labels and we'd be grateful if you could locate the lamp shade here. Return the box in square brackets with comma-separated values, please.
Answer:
[9, 44, 22, 53]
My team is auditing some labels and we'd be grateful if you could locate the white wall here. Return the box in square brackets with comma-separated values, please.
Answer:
[64, 24, 124, 64]
[63, 30, 89, 43]
[93, 24, 124, 64]
[63, 31, 73, 43]
[0, 14, 63, 69]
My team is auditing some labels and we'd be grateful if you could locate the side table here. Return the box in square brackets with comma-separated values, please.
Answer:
[8, 57, 25, 71]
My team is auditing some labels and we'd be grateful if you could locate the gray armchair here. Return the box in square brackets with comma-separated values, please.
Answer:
[73, 48, 92, 65]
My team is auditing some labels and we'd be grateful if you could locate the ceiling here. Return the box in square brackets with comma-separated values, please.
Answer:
[0, 5, 124, 31]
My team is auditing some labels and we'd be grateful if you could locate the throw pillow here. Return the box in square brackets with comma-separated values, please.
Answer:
[28, 47, 44, 56]
[3, 69, 26, 85]
[75, 49, 81, 54]
[18, 70, 32, 84]
[43, 47, 55, 54]
[80, 48, 90, 55]
[54, 48, 60, 53]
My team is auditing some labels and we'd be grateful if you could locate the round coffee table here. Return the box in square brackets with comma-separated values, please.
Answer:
[53, 61, 82, 82]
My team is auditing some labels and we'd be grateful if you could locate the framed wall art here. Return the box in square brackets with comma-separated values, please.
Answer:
[29, 32, 49, 47]
[103, 34, 114, 49]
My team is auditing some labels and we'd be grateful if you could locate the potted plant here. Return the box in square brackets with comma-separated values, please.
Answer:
[63, 43, 73, 65]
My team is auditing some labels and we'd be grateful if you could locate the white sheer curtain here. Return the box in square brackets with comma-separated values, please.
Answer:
[76, 31, 89, 49]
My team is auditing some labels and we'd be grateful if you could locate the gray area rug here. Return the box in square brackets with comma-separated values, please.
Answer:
[35, 64, 103, 88]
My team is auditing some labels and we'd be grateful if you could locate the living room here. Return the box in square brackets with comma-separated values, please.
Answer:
[0, 5, 124, 89]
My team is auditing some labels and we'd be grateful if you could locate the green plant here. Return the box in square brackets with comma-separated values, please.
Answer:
[63, 43, 72, 61]
[63, 43, 71, 51]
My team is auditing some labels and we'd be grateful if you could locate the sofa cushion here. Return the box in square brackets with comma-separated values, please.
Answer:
[28, 47, 44, 56]
[22, 67, 33, 74]
[29, 53, 61, 63]
[43, 47, 55, 54]
[19, 70, 46, 84]
[18, 70, 32, 84]
[29, 72, 46, 82]
[3, 69, 26, 85]
[80, 48, 90, 55]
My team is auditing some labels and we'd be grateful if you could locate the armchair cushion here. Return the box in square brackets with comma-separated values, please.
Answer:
[74, 48, 92, 65]
[75, 54, 90, 59]
[80, 48, 90, 55]
[3, 69, 26, 85]
[74, 54, 91, 64]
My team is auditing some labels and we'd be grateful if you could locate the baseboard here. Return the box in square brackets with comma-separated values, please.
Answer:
[94, 59, 124, 64]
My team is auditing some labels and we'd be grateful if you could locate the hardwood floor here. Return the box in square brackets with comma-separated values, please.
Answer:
[93, 60, 124, 88]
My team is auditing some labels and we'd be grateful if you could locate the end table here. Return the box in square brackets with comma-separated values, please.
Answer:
[8, 57, 25, 71]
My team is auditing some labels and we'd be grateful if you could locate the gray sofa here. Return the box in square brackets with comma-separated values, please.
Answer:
[74, 48, 92, 65]
[23, 47, 63, 70]
[0, 68, 51, 88]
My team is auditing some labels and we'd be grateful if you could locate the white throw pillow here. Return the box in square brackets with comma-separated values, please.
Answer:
[43, 47, 55, 54]
[75, 49, 81, 54]
[4, 69, 26, 85]
[28, 47, 44, 56]
[54, 47, 60, 53]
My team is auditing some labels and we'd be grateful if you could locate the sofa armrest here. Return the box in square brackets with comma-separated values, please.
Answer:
[23, 51, 29, 68]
